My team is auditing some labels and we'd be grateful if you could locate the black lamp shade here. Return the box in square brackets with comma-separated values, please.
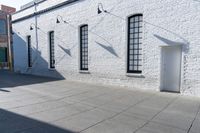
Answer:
[56, 18, 60, 23]
[98, 7, 102, 14]
[30, 26, 33, 30]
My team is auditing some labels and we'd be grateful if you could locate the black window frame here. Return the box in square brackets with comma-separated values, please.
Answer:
[127, 14, 143, 74]
[27, 35, 32, 68]
[49, 31, 55, 69]
[80, 25, 88, 71]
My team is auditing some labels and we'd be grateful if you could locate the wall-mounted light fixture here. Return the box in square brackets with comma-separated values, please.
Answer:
[56, 15, 68, 24]
[98, 3, 108, 14]
[30, 23, 39, 30]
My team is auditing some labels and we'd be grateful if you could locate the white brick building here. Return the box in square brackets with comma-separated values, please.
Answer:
[12, 0, 200, 96]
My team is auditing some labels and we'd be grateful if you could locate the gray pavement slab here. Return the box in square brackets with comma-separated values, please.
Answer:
[0, 109, 42, 133]
[123, 104, 162, 120]
[53, 108, 117, 132]
[16, 125, 76, 133]
[28, 103, 95, 123]
[8, 100, 71, 115]
[98, 100, 132, 113]
[0, 70, 200, 133]
[135, 122, 187, 133]
[152, 110, 194, 131]
[189, 117, 200, 133]
[82, 114, 146, 133]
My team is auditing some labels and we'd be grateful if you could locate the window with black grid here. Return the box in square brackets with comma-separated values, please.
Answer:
[80, 25, 88, 71]
[127, 14, 143, 73]
[27, 35, 32, 67]
[49, 31, 55, 69]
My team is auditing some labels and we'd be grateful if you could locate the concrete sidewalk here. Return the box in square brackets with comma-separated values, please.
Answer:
[0, 71, 200, 133]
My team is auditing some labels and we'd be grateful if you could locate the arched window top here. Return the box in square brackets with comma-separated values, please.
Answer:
[129, 14, 143, 18]
[130, 13, 143, 17]
[0, 19, 7, 35]
[128, 14, 143, 22]
[80, 24, 88, 26]
[80, 24, 88, 30]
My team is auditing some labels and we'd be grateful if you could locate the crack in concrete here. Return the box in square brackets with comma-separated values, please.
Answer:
[187, 102, 200, 133]
[133, 95, 179, 133]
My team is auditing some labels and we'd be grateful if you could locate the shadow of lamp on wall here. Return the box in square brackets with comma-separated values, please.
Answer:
[58, 45, 71, 56]
[95, 2, 191, 54]
[154, 34, 190, 53]
[12, 30, 65, 80]
[55, 14, 120, 58]
[95, 41, 119, 57]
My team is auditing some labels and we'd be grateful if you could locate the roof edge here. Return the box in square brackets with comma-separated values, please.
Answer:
[12, 0, 47, 15]
[12, 0, 82, 23]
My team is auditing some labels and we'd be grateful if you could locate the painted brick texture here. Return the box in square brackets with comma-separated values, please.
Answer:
[12, 0, 200, 96]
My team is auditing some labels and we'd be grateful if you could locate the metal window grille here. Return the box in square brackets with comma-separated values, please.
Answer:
[49, 31, 55, 68]
[80, 25, 88, 71]
[27, 36, 32, 67]
[127, 14, 143, 73]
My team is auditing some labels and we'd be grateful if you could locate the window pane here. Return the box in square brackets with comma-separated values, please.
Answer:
[129, 49, 134, 54]
[130, 23, 134, 28]
[27, 36, 32, 67]
[80, 25, 89, 70]
[134, 34, 139, 38]
[49, 31, 55, 68]
[139, 16, 143, 21]
[129, 55, 133, 60]
[135, 16, 139, 21]
[129, 66, 134, 71]
[134, 22, 139, 27]
[127, 14, 143, 73]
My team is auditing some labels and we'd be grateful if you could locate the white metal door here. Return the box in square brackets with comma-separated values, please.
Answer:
[161, 46, 182, 92]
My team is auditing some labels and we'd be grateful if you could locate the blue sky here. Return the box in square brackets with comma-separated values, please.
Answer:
[0, 0, 32, 10]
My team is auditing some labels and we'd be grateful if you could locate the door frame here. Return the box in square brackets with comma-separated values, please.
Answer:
[160, 45, 182, 93]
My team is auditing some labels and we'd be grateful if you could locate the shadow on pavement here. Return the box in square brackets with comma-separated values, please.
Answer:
[0, 70, 64, 90]
[0, 88, 10, 92]
[0, 108, 75, 133]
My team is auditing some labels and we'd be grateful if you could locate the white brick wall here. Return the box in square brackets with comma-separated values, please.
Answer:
[12, 0, 200, 96]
